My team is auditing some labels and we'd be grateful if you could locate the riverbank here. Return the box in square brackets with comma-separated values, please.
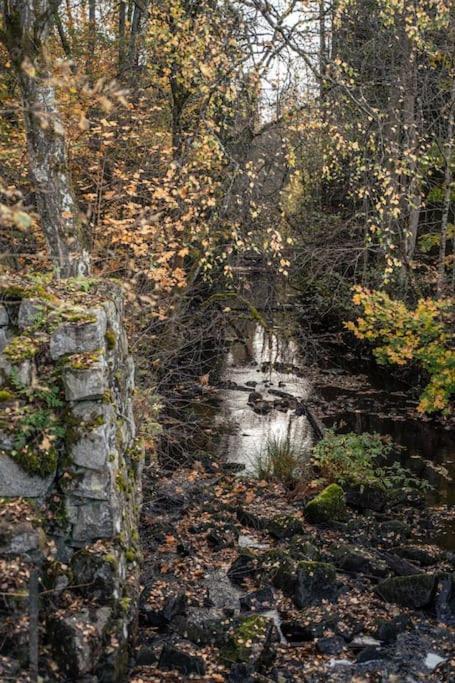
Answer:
[131, 454, 454, 681]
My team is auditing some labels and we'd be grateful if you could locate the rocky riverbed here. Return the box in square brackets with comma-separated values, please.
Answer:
[131, 458, 454, 681]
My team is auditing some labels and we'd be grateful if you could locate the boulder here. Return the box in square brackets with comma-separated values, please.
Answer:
[221, 615, 277, 668]
[18, 299, 45, 329]
[305, 484, 346, 524]
[288, 536, 320, 561]
[0, 305, 8, 326]
[331, 544, 388, 577]
[171, 607, 231, 646]
[376, 574, 435, 609]
[375, 615, 411, 643]
[158, 645, 206, 676]
[317, 636, 345, 655]
[294, 561, 337, 608]
[266, 514, 305, 540]
[434, 573, 455, 625]
[345, 484, 387, 512]
[240, 586, 274, 613]
[228, 551, 257, 586]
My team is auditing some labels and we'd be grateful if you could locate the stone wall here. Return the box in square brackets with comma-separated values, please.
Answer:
[0, 274, 143, 681]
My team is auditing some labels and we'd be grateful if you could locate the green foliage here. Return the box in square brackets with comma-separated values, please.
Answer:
[253, 435, 301, 486]
[418, 225, 455, 253]
[346, 287, 455, 413]
[312, 430, 431, 493]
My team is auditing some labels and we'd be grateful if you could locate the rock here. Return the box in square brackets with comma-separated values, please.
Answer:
[0, 455, 55, 498]
[204, 569, 241, 612]
[48, 606, 111, 677]
[294, 561, 337, 608]
[434, 573, 455, 625]
[50, 307, 107, 359]
[280, 621, 315, 643]
[424, 652, 446, 671]
[236, 506, 268, 530]
[221, 615, 278, 668]
[317, 636, 345, 655]
[375, 615, 411, 643]
[65, 468, 112, 501]
[207, 521, 239, 550]
[66, 497, 121, 543]
[228, 663, 255, 682]
[331, 544, 387, 577]
[288, 536, 320, 561]
[62, 360, 109, 402]
[158, 645, 206, 676]
[258, 550, 296, 594]
[228, 551, 257, 586]
[71, 551, 118, 603]
[151, 485, 187, 513]
[252, 400, 273, 415]
[171, 607, 231, 646]
[379, 520, 411, 539]
[0, 520, 45, 558]
[222, 462, 246, 473]
[345, 484, 386, 512]
[267, 514, 305, 540]
[380, 551, 423, 577]
[141, 593, 187, 628]
[356, 646, 387, 663]
[349, 635, 381, 649]
[0, 305, 9, 326]
[304, 484, 346, 524]
[0, 355, 34, 387]
[376, 574, 436, 609]
[240, 587, 274, 612]
[68, 402, 115, 471]
[0, 328, 11, 354]
[394, 544, 440, 567]
[18, 298, 45, 329]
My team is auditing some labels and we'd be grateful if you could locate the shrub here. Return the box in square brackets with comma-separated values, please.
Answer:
[312, 430, 430, 493]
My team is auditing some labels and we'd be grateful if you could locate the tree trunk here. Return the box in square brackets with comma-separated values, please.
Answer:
[87, 0, 96, 81]
[437, 79, 455, 296]
[2, 0, 90, 278]
[118, 1, 127, 71]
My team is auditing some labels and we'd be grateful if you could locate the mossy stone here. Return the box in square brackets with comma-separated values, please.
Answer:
[305, 484, 346, 523]
[222, 615, 272, 664]
[376, 574, 436, 609]
[266, 514, 305, 540]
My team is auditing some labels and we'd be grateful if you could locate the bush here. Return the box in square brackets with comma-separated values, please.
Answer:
[312, 430, 430, 493]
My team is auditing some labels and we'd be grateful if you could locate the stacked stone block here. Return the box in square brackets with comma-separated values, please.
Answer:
[0, 275, 143, 681]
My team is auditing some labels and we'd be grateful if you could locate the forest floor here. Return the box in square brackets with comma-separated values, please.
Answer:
[130, 451, 455, 682]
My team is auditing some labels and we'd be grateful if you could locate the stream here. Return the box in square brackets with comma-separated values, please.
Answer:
[214, 269, 455, 548]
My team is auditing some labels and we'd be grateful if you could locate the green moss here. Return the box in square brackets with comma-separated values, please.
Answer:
[105, 328, 117, 350]
[222, 616, 270, 664]
[4, 336, 39, 363]
[102, 389, 113, 404]
[0, 389, 15, 402]
[304, 483, 347, 524]
[8, 444, 58, 477]
[125, 548, 138, 563]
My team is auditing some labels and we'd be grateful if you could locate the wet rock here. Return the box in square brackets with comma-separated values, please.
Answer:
[228, 663, 255, 682]
[376, 574, 435, 609]
[294, 560, 337, 608]
[317, 636, 345, 655]
[267, 514, 305, 540]
[228, 551, 257, 586]
[240, 586, 274, 612]
[434, 573, 455, 625]
[158, 645, 206, 676]
[375, 615, 411, 643]
[304, 484, 347, 524]
[221, 615, 278, 668]
[345, 484, 387, 512]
